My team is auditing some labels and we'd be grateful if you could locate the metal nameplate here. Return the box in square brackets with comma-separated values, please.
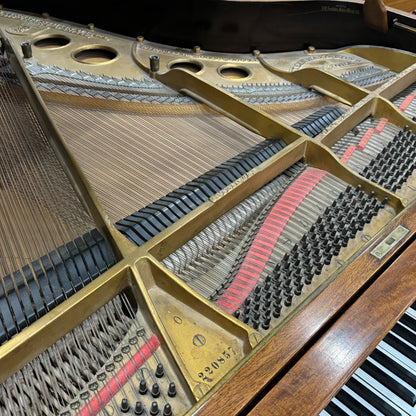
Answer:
[371, 225, 409, 259]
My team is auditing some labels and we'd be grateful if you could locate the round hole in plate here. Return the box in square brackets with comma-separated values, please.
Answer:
[73, 46, 118, 64]
[34, 35, 70, 49]
[169, 60, 203, 73]
[219, 66, 250, 80]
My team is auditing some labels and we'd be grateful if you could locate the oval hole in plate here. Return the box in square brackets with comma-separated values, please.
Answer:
[220, 66, 250, 80]
[169, 60, 202, 73]
[73, 46, 117, 64]
[34, 35, 70, 49]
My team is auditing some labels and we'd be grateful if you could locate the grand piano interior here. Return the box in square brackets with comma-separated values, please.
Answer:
[0, 1, 416, 415]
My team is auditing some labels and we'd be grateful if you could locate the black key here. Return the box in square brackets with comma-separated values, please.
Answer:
[371, 348, 416, 389]
[347, 376, 402, 416]
[325, 401, 349, 416]
[361, 360, 416, 406]
[336, 388, 376, 416]
[391, 322, 416, 348]
[399, 313, 416, 333]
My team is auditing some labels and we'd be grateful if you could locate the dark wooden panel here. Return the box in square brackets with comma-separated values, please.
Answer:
[191, 204, 416, 416]
[248, 238, 416, 415]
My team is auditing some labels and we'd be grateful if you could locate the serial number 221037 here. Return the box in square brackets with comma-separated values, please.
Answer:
[197, 347, 237, 383]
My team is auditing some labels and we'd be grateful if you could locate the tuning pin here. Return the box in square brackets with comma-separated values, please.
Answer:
[120, 398, 130, 413]
[134, 401, 144, 415]
[163, 403, 173, 416]
[139, 379, 147, 395]
[155, 363, 164, 378]
[150, 401, 160, 415]
[152, 382, 160, 398]
[168, 382, 177, 397]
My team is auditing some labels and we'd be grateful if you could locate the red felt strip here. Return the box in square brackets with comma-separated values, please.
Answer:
[399, 95, 415, 111]
[358, 128, 374, 150]
[375, 118, 388, 133]
[216, 168, 326, 314]
[341, 145, 357, 164]
[77, 334, 160, 416]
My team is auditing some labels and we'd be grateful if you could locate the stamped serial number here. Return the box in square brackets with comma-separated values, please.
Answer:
[197, 347, 237, 383]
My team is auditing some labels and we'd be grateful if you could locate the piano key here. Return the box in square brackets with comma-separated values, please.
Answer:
[391, 321, 416, 349]
[378, 339, 416, 380]
[399, 312, 416, 333]
[360, 359, 416, 406]
[370, 348, 416, 390]
[346, 376, 402, 416]
[323, 400, 349, 416]
[383, 332, 416, 363]
[354, 367, 416, 415]
[335, 386, 377, 416]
